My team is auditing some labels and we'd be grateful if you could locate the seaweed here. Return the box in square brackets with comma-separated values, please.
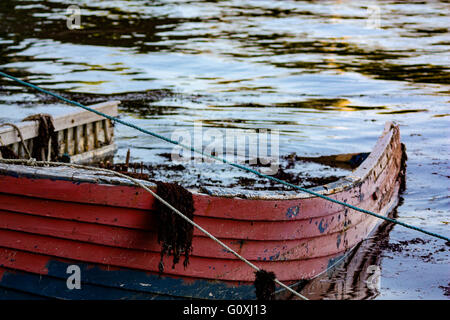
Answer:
[94, 159, 195, 272]
[398, 143, 408, 193]
[22, 114, 59, 161]
[155, 181, 195, 273]
[254, 269, 276, 300]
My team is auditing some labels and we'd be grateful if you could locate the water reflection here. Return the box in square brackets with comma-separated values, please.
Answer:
[0, 0, 449, 299]
[282, 206, 401, 300]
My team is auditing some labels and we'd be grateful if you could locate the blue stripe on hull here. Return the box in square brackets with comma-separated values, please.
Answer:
[0, 286, 48, 300]
[0, 267, 181, 300]
[47, 260, 257, 300]
[0, 259, 257, 300]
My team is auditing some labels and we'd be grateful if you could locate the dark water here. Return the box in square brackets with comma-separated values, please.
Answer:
[0, 0, 448, 299]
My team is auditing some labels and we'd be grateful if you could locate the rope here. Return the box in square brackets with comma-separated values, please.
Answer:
[0, 71, 448, 243]
[0, 158, 309, 300]
[0, 123, 32, 159]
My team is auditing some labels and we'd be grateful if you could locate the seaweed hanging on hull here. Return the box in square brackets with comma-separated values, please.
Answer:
[398, 143, 408, 193]
[22, 114, 59, 161]
[155, 181, 195, 273]
[254, 269, 276, 300]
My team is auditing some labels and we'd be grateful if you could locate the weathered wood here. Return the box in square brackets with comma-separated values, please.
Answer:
[0, 121, 37, 149]
[70, 144, 117, 164]
[74, 125, 81, 154]
[0, 101, 119, 146]
[0, 121, 404, 298]
[102, 119, 111, 144]
[0, 101, 119, 163]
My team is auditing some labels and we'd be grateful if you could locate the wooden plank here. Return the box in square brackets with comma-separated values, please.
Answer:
[102, 119, 111, 144]
[83, 124, 88, 152]
[0, 101, 119, 146]
[73, 126, 79, 154]
[54, 101, 119, 132]
[69, 144, 117, 164]
[67, 127, 74, 155]
[93, 121, 99, 148]
[0, 121, 37, 148]
[57, 131, 65, 155]
[0, 204, 387, 261]
[86, 123, 94, 151]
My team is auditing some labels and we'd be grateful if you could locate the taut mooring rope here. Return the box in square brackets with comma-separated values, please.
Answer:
[0, 71, 448, 242]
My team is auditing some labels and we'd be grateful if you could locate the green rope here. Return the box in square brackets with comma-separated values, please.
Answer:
[1, 71, 448, 242]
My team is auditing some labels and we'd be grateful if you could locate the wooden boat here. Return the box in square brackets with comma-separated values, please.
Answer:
[0, 101, 405, 300]
[0, 101, 118, 163]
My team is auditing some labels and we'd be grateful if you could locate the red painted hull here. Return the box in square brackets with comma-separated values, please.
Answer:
[0, 122, 404, 298]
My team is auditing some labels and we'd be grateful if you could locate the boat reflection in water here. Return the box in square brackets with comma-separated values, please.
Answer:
[281, 206, 401, 300]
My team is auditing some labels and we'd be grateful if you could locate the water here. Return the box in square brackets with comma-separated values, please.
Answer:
[0, 0, 448, 299]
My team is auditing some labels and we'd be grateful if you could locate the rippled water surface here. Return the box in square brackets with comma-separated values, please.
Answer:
[0, 0, 448, 299]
